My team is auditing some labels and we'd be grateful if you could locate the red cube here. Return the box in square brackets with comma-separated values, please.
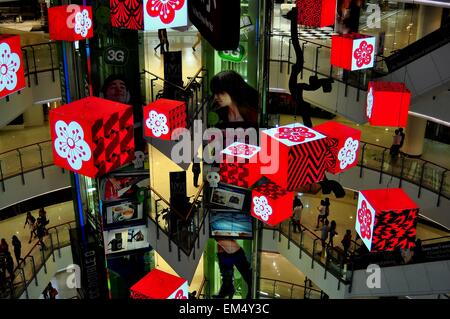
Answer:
[296, 0, 336, 27]
[48, 5, 93, 41]
[356, 188, 419, 252]
[366, 81, 411, 128]
[330, 33, 376, 71]
[130, 269, 188, 299]
[144, 98, 186, 140]
[50, 97, 134, 178]
[110, 0, 143, 30]
[260, 123, 328, 190]
[313, 121, 361, 174]
[219, 142, 262, 188]
[0, 35, 25, 99]
[251, 181, 294, 226]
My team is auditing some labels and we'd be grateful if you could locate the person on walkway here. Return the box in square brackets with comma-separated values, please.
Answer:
[328, 220, 338, 247]
[315, 199, 329, 229]
[413, 238, 425, 263]
[341, 229, 352, 258]
[24, 211, 37, 244]
[390, 129, 402, 160]
[44, 282, 58, 299]
[192, 161, 201, 188]
[320, 220, 330, 256]
[291, 196, 303, 233]
[0, 239, 8, 253]
[398, 127, 405, 149]
[154, 28, 169, 54]
[38, 208, 50, 235]
[36, 219, 47, 251]
[5, 252, 14, 280]
[11, 236, 24, 266]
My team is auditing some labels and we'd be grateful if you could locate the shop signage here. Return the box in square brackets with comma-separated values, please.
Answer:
[218, 45, 246, 63]
[103, 46, 129, 65]
[188, 0, 241, 51]
[48, 5, 94, 41]
[163, 51, 183, 99]
[0, 34, 25, 99]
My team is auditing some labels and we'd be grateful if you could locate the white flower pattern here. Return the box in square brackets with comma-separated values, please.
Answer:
[54, 120, 91, 170]
[146, 110, 169, 137]
[366, 87, 374, 118]
[338, 137, 359, 170]
[0, 42, 21, 92]
[253, 196, 273, 222]
[74, 9, 92, 38]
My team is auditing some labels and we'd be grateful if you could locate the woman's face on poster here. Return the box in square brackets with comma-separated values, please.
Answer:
[105, 79, 129, 103]
[214, 92, 233, 108]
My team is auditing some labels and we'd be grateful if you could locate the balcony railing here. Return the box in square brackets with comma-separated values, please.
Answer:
[0, 220, 76, 299]
[259, 277, 326, 299]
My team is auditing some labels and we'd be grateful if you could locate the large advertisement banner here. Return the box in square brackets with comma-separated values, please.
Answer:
[188, 0, 241, 50]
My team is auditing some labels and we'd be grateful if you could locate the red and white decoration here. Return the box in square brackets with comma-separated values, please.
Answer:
[260, 123, 328, 190]
[366, 81, 411, 128]
[144, 0, 188, 31]
[110, 0, 144, 30]
[296, 0, 336, 27]
[48, 5, 93, 41]
[50, 97, 135, 178]
[356, 189, 419, 252]
[130, 269, 188, 299]
[219, 142, 262, 188]
[314, 121, 361, 174]
[144, 98, 186, 140]
[330, 33, 376, 71]
[251, 181, 294, 226]
[0, 34, 25, 99]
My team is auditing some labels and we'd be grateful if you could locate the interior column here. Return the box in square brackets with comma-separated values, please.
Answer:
[402, 115, 427, 157]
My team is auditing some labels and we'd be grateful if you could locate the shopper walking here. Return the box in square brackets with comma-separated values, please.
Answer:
[390, 129, 402, 160]
[192, 161, 201, 188]
[328, 220, 338, 247]
[0, 239, 8, 253]
[320, 220, 330, 256]
[24, 211, 37, 243]
[315, 198, 330, 229]
[154, 28, 169, 54]
[341, 229, 352, 258]
[291, 196, 303, 233]
[11, 236, 24, 266]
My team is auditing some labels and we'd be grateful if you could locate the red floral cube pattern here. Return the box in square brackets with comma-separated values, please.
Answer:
[251, 181, 294, 226]
[366, 81, 411, 128]
[313, 121, 361, 174]
[330, 33, 376, 71]
[296, 0, 336, 27]
[49, 97, 134, 178]
[356, 188, 419, 252]
[144, 98, 186, 140]
[130, 269, 188, 299]
[48, 5, 93, 41]
[110, 0, 143, 30]
[0, 34, 25, 99]
[260, 123, 328, 190]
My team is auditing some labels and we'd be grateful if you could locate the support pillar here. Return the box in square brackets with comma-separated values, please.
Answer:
[402, 115, 427, 157]
[416, 5, 443, 40]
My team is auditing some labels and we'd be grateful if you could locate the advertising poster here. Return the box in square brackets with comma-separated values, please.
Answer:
[163, 51, 183, 100]
[210, 209, 253, 239]
[335, 0, 364, 34]
[104, 224, 151, 255]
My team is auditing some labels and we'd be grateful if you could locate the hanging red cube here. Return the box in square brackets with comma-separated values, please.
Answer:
[219, 142, 262, 188]
[251, 181, 294, 226]
[0, 34, 25, 99]
[366, 81, 411, 128]
[356, 188, 419, 252]
[313, 121, 361, 174]
[110, 0, 143, 30]
[48, 5, 94, 41]
[260, 123, 328, 190]
[144, 98, 187, 140]
[296, 0, 336, 27]
[130, 269, 188, 299]
[49, 96, 134, 178]
[330, 33, 376, 71]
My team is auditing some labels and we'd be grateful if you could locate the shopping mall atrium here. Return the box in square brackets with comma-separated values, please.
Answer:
[0, 0, 449, 300]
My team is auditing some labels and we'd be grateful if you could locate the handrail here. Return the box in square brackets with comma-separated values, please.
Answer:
[259, 276, 323, 295]
[0, 139, 51, 157]
[142, 67, 205, 93]
[148, 184, 185, 220]
[185, 183, 204, 221]
[22, 41, 57, 49]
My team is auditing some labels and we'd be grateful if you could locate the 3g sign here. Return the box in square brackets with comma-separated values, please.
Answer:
[104, 47, 128, 65]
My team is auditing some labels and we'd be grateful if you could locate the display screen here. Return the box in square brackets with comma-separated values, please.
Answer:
[104, 224, 150, 255]
[103, 199, 145, 229]
[100, 170, 149, 203]
[210, 209, 253, 239]
[209, 183, 252, 213]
